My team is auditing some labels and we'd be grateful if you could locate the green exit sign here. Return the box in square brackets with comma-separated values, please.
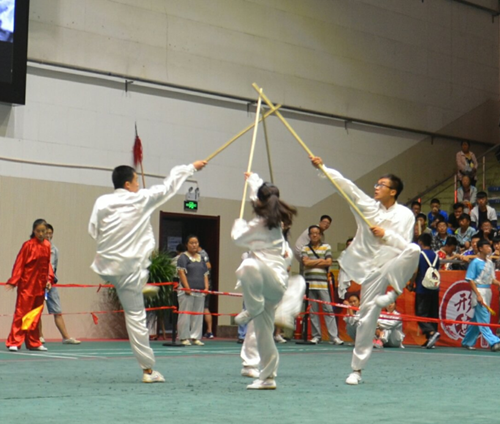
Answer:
[184, 200, 198, 212]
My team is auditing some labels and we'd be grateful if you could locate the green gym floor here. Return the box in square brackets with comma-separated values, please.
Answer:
[0, 340, 498, 424]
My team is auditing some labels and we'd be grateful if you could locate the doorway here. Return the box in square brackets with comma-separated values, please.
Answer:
[159, 212, 220, 335]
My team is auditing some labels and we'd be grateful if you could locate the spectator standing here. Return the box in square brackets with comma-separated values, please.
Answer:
[471, 192, 497, 229]
[456, 141, 478, 185]
[294, 215, 332, 270]
[198, 245, 214, 339]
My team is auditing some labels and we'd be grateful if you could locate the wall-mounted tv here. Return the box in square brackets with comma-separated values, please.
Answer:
[0, 0, 30, 105]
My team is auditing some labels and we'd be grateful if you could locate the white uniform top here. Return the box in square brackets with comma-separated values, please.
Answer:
[322, 166, 415, 284]
[378, 310, 403, 331]
[231, 173, 288, 287]
[89, 164, 196, 276]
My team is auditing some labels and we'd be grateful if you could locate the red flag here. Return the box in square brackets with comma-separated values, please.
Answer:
[133, 132, 143, 167]
[91, 313, 99, 325]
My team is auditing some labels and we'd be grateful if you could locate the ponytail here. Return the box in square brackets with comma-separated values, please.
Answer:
[252, 183, 297, 230]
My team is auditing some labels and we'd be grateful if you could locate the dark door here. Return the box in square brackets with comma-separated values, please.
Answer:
[159, 212, 220, 335]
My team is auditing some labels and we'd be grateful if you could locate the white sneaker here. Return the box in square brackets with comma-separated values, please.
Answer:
[63, 338, 81, 345]
[274, 334, 287, 344]
[29, 346, 48, 351]
[7, 346, 18, 352]
[375, 291, 398, 308]
[142, 370, 165, 383]
[192, 339, 204, 346]
[180, 339, 191, 346]
[235, 310, 252, 325]
[247, 378, 277, 390]
[346, 372, 362, 385]
[310, 336, 321, 344]
[241, 367, 260, 378]
[330, 336, 344, 345]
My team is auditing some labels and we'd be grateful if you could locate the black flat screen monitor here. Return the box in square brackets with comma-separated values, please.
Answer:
[0, 0, 30, 105]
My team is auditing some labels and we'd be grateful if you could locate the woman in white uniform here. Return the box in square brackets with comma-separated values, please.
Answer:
[232, 172, 297, 390]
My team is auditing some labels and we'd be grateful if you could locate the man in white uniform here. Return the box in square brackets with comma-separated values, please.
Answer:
[311, 156, 419, 385]
[89, 160, 206, 383]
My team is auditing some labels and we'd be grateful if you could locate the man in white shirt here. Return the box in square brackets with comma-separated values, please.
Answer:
[311, 156, 419, 385]
[89, 160, 206, 383]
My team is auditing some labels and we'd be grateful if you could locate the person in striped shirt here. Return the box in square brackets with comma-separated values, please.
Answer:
[301, 225, 343, 345]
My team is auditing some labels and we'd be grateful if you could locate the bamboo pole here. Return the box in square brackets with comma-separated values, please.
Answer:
[251, 83, 372, 227]
[204, 104, 281, 162]
[261, 107, 274, 184]
[239, 90, 263, 219]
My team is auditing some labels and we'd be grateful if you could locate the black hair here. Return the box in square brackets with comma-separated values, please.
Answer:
[453, 202, 464, 210]
[184, 234, 199, 245]
[492, 236, 500, 244]
[416, 213, 427, 222]
[430, 198, 440, 205]
[411, 201, 421, 208]
[320, 215, 332, 223]
[481, 219, 492, 226]
[112, 165, 136, 190]
[458, 213, 471, 222]
[30, 219, 47, 239]
[379, 174, 404, 199]
[461, 140, 470, 147]
[418, 233, 432, 247]
[176, 243, 187, 253]
[477, 239, 491, 249]
[347, 292, 360, 301]
[477, 191, 488, 199]
[252, 182, 297, 230]
[46, 223, 54, 232]
[308, 225, 321, 235]
[445, 236, 458, 247]
[435, 216, 447, 225]
[461, 173, 472, 183]
[346, 237, 354, 244]
[471, 234, 482, 241]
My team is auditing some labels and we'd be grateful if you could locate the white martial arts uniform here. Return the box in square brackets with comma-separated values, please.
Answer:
[89, 164, 196, 369]
[321, 166, 420, 370]
[232, 173, 289, 381]
[344, 312, 360, 342]
[377, 310, 404, 348]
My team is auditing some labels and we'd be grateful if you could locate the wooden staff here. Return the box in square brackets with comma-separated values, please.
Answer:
[204, 104, 281, 162]
[261, 107, 274, 184]
[239, 90, 263, 219]
[251, 83, 372, 227]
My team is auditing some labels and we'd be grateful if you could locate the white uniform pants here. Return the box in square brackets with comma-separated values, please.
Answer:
[241, 320, 260, 369]
[236, 258, 286, 380]
[352, 244, 419, 370]
[309, 289, 339, 340]
[105, 269, 155, 370]
[380, 328, 404, 347]
[177, 293, 205, 341]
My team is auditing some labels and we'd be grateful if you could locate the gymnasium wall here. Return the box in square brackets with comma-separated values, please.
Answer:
[0, 0, 498, 338]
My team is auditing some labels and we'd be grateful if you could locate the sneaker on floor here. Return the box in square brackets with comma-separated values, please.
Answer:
[7, 346, 18, 352]
[247, 378, 276, 390]
[241, 367, 260, 379]
[235, 310, 252, 326]
[463, 345, 476, 351]
[39, 337, 45, 344]
[330, 336, 344, 345]
[142, 370, 165, 383]
[274, 334, 287, 344]
[29, 346, 48, 351]
[180, 339, 191, 346]
[346, 372, 362, 385]
[309, 336, 321, 344]
[204, 332, 214, 339]
[375, 291, 398, 308]
[426, 332, 441, 349]
[192, 339, 204, 346]
[63, 338, 81, 345]
[491, 342, 500, 352]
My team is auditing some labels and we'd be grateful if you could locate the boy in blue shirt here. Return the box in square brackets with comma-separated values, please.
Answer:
[462, 239, 500, 351]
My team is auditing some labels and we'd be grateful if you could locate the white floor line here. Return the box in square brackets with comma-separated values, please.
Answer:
[0, 351, 78, 360]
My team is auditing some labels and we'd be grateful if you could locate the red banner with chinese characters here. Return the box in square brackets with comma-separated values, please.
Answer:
[325, 271, 499, 347]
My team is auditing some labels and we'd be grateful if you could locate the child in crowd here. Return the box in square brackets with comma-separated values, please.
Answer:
[471, 192, 497, 229]
[343, 293, 360, 342]
[462, 240, 500, 351]
[474, 219, 498, 243]
[462, 236, 481, 265]
[373, 302, 404, 348]
[431, 219, 451, 251]
[437, 237, 460, 270]
[448, 202, 464, 232]
[428, 198, 448, 230]
[454, 213, 475, 251]
[410, 201, 421, 216]
[416, 213, 433, 235]
[5, 219, 54, 352]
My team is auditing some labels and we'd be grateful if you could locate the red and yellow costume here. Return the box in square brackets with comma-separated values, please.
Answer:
[6, 237, 54, 349]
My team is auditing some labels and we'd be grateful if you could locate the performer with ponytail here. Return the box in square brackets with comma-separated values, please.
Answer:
[232, 172, 299, 390]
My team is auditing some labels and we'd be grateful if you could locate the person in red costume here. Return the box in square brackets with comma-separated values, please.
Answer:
[5, 219, 54, 352]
